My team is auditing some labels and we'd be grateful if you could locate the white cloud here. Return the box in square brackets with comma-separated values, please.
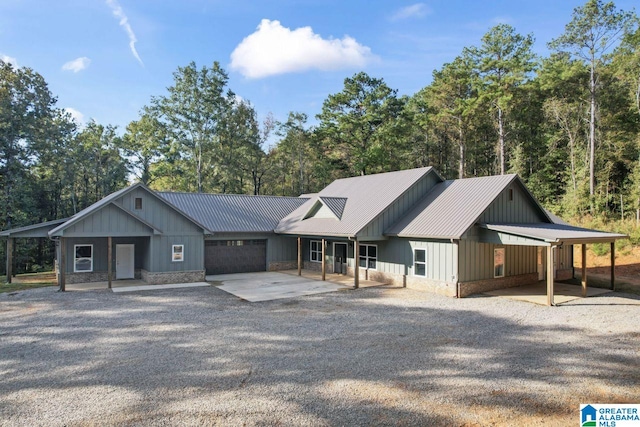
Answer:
[65, 107, 85, 125]
[1, 54, 18, 67]
[390, 3, 431, 21]
[62, 57, 91, 73]
[106, 0, 144, 66]
[230, 19, 375, 79]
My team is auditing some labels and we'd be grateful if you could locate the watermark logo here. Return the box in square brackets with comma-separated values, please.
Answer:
[581, 404, 640, 427]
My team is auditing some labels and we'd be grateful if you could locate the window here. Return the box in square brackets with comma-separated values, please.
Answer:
[134, 197, 142, 209]
[359, 244, 377, 270]
[172, 245, 184, 262]
[508, 188, 513, 201]
[74, 245, 93, 272]
[414, 249, 426, 276]
[310, 240, 322, 262]
[494, 248, 505, 278]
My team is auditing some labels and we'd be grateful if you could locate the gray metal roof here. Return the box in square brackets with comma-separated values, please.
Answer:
[276, 167, 436, 237]
[481, 223, 627, 243]
[157, 192, 308, 233]
[0, 218, 69, 237]
[319, 197, 347, 219]
[386, 174, 522, 239]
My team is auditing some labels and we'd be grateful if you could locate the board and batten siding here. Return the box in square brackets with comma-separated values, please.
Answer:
[358, 171, 440, 239]
[458, 239, 537, 282]
[62, 204, 154, 237]
[374, 238, 456, 282]
[63, 236, 150, 273]
[478, 182, 548, 224]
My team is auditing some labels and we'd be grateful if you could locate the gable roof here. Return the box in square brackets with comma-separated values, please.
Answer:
[386, 174, 551, 239]
[0, 218, 69, 238]
[48, 183, 209, 237]
[319, 197, 348, 220]
[157, 192, 308, 233]
[276, 167, 438, 237]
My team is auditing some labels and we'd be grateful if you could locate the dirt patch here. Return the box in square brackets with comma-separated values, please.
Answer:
[574, 246, 640, 290]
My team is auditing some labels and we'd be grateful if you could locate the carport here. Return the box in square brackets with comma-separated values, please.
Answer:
[479, 223, 628, 306]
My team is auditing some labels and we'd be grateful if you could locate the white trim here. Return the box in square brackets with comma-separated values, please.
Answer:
[413, 248, 426, 277]
[358, 243, 377, 271]
[310, 240, 322, 263]
[494, 247, 505, 278]
[172, 244, 184, 262]
[73, 244, 93, 273]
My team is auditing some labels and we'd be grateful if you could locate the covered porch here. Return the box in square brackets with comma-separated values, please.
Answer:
[480, 223, 627, 306]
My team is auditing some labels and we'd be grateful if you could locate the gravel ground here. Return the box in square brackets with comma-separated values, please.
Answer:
[0, 284, 639, 426]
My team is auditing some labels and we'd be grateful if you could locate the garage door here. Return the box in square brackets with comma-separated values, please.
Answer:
[205, 240, 267, 275]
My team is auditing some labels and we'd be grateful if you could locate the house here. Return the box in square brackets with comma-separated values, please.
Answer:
[1, 167, 626, 305]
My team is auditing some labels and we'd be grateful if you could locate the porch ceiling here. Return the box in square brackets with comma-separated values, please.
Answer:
[480, 223, 627, 245]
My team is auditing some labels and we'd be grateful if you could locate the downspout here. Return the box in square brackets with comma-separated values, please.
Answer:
[451, 238, 460, 298]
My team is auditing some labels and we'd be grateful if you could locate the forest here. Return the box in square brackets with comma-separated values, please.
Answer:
[1, 0, 639, 274]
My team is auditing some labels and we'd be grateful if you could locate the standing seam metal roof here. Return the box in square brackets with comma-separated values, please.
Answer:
[385, 174, 525, 239]
[275, 167, 436, 236]
[157, 192, 308, 233]
[481, 223, 627, 243]
[319, 197, 348, 219]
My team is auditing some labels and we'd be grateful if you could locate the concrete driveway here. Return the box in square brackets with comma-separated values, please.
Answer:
[206, 271, 348, 302]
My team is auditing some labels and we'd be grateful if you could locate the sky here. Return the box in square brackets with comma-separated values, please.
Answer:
[1, 0, 637, 134]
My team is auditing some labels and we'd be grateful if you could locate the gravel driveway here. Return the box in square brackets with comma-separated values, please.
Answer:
[1, 285, 639, 426]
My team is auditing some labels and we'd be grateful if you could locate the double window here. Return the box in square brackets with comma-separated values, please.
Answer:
[414, 249, 426, 276]
[74, 245, 93, 272]
[494, 248, 505, 278]
[172, 245, 184, 262]
[359, 244, 377, 270]
[310, 240, 322, 262]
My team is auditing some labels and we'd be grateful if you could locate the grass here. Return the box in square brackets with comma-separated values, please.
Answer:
[0, 271, 57, 294]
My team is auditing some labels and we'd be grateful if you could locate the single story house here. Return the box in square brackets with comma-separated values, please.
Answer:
[1, 167, 626, 305]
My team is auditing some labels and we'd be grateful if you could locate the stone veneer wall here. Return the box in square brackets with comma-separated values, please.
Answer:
[141, 269, 205, 284]
[268, 261, 298, 271]
[65, 269, 142, 284]
[458, 273, 538, 297]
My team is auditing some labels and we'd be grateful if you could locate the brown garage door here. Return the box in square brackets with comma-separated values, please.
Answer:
[205, 240, 267, 275]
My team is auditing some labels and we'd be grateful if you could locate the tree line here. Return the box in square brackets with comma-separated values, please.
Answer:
[1, 0, 639, 273]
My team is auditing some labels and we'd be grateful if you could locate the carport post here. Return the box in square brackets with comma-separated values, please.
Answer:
[6, 237, 13, 284]
[354, 238, 359, 289]
[297, 237, 302, 276]
[610, 242, 615, 291]
[107, 236, 112, 289]
[547, 245, 554, 306]
[59, 238, 66, 292]
[321, 238, 326, 281]
[581, 244, 587, 298]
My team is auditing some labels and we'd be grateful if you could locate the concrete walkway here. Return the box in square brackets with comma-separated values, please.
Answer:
[483, 282, 612, 305]
[207, 272, 349, 302]
[66, 280, 210, 293]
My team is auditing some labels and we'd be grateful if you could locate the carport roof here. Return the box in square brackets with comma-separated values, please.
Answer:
[480, 223, 627, 244]
[0, 218, 69, 237]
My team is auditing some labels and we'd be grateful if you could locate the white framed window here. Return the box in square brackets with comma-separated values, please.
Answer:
[74, 244, 93, 272]
[494, 248, 505, 278]
[359, 244, 377, 270]
[310, 240, 322, 263]
[414, 248, 426, 276]
[172, 244, 184, 262]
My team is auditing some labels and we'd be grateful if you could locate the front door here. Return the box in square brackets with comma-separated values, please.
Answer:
[116, 244, 135, 279]
[334, 243, 347, 275]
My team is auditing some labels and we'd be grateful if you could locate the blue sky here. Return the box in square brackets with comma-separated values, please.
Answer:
[1, 0, 637, 133]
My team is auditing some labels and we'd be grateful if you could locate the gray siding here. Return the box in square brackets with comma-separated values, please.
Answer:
[479, 183, 548, 224]
[359, 172, 440, 238]
[63, 237, 150, 274]
[63, 204, 154, 237]
[375, 239, 455, 282]
[458, 239, 537, 282]
[149, 235, 203, 272]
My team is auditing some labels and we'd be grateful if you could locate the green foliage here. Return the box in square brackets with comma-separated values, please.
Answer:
[591, 242, 611, 256]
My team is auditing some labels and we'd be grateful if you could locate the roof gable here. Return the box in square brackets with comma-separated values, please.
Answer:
[386, 174, 551, 239]
[276, 167, 440, 237]
[50, 203, 158, 237]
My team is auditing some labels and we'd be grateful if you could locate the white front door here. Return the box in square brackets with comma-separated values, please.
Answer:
[116, 244, 135, 279]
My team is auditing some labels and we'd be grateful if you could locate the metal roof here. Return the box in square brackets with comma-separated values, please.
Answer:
[0, 218, 69, 237]
[276, 167, 436, 237]
[481, 223, 627, 244]
[386, 174, 523, 239]
[319, 197, 347, 219]
[157, 192, 308, 233]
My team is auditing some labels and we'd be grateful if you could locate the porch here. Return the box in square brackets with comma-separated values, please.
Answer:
[280, 268, 387, 288]
[483, 280, 612, 305]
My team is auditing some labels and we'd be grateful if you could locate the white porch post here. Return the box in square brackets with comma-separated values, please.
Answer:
[546, 245, 554, 306]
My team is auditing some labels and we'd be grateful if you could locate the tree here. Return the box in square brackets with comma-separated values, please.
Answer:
[549, 0, 637, 207]
[466, 24, 536, 175]
[123, 114, 166, 185]
[149, 62, 234, 192]
[316, 72, 408, 176]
